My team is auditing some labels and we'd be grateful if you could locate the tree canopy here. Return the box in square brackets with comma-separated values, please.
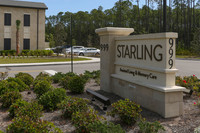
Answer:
[45, 0, 200, 52]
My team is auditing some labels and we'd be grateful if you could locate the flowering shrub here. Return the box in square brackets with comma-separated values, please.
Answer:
[7, 116, 62, 133]
[33, 80, 53, 98]
[9, 99, 28, 118]
[38, 88, 66, 111]
[15, 72, 34, 86]
[108, 99, 142, 125]
[1, 91, 22, 108]
[176, 75, 200, 92]
[138, 118, 165, 133]
[59, 96, 88, 118]
[194, 95, 200, 108]
[72, 108, 104, 133]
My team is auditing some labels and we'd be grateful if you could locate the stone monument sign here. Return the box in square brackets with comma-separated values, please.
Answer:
[96, 27, 185, 118]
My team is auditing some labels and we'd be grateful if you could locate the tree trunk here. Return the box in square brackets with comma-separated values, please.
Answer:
[16, 29, 20, 55]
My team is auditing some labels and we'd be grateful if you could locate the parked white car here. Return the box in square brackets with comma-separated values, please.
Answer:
[65, 46, 85, 54]
[78, 47, 100, 56]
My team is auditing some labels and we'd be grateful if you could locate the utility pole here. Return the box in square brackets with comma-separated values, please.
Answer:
[70, 14, 73, 73]
[163, 0, 167, 32]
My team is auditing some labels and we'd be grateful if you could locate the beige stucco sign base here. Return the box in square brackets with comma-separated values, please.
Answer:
[96, 27, 185, 118]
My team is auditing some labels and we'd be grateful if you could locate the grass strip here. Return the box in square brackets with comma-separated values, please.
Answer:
[176, 55, 200, 59]
[0, 57, 91, 64]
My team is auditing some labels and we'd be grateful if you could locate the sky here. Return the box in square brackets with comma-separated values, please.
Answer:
[18, 0, 144, 17]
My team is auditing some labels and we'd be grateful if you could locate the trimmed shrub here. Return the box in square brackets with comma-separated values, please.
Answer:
[0, 80, 9, 95]
[1, 91, 22, 108]
[47, 50, 54, 56]
[7, 116, 63, 133]
[59, 76, 72, 89]
[9, 99, 28, 118]
[15, 101, 43, 121]
[28, 50, 34, 56]
[72, 108, 104, 133]
[138, 119, 165, 133]
[0, 81, 21, 96]
[52, 72, 66, 83]
[83, 70, 100, 80]
[15, 72, 34, 86]
[7, 77, 29, 91]
[88, 121, 125, 133]
[65, 72, 77, 77]
[21, 50, 30, 56]
[38, 88, 66, 111]
[33, 72, 52, 87]
[59, 96, 88, 118]
[68, 75, 86, 94]
[59, 72, 77, 89]
[0, 50, 16, 56]
[35, 72, 52, 81]
[108, 99, 142, 125]
[33, 80, 53, 98]
[7, 81, 20, 91]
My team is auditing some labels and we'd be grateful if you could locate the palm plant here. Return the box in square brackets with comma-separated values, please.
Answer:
[16, 20, 21, 55]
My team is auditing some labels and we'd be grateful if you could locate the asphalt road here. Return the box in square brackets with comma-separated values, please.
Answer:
[176, 59, 200, 78]
[1, 59, 200, 78]
[2, 62, 100, 78]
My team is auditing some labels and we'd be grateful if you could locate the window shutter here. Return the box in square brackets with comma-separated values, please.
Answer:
[23, 39, 30, 50]
[24, 14, 30, 26]
[4, 39, 11, 50]
[4, 13, 11, 26]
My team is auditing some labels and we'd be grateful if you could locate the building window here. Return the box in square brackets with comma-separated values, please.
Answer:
[4, 13, 11, 26]
[4, 38, 11, 50]
[24, 14, 30, 26]
[23, 39, 30, 50]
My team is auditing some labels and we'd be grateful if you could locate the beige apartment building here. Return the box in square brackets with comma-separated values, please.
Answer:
[0, 0, 47, 51]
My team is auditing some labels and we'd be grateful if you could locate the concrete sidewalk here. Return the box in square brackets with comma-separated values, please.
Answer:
[0, 57, 100, 67]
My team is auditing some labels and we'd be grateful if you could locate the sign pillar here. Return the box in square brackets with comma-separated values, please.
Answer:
[95, 27, 134, 92]
[96, 27, 185, 118]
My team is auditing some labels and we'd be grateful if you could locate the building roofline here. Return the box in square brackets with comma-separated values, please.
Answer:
[0, 0, 48, 10]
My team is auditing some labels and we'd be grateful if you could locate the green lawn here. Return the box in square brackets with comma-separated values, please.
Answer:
[0, 57, 91, 64]
[176, 55, 200, 59]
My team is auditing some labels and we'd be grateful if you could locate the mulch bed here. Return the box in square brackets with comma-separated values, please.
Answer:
[0, 79, 200, 133]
